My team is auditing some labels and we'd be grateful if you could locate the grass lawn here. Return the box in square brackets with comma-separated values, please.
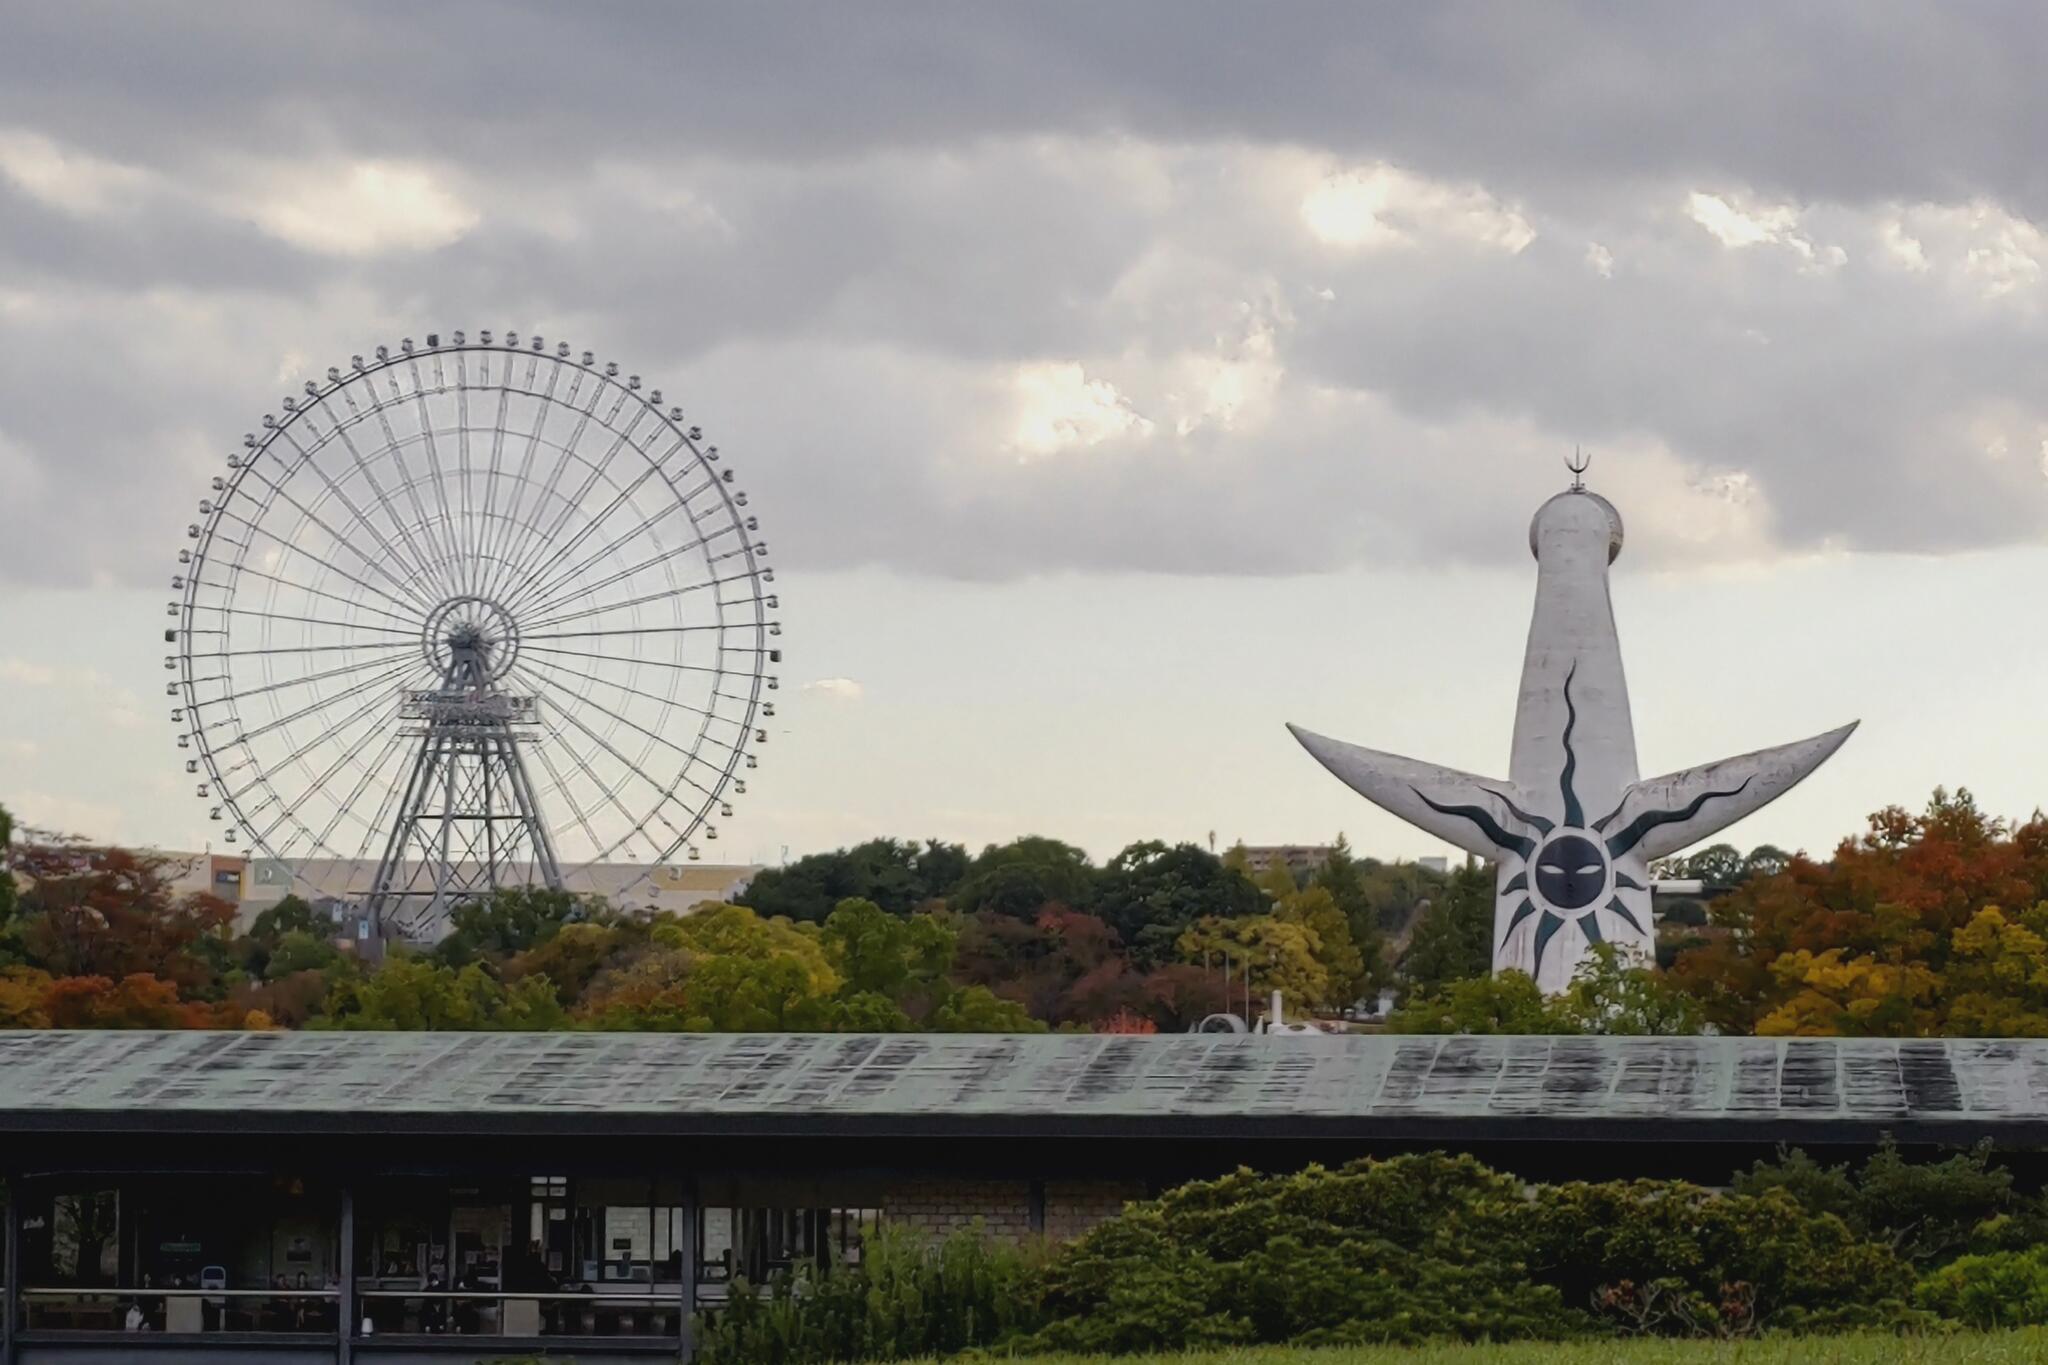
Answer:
[940, 1331, 2048, 1365]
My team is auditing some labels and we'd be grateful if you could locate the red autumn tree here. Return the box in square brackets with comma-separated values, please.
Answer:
[7, 835, 235, 993]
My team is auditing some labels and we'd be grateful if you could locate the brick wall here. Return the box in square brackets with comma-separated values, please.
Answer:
[1044, 1179, 1141, 1243]
[877, 1178, 1143, 1244]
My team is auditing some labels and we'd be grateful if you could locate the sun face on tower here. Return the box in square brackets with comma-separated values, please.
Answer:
[1408, 660, 1753, 978]
[1532, 831, 1608, 910]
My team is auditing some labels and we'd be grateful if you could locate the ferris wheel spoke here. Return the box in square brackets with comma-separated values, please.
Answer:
[508, 474, 725, 618]
[267, 422, 445, 613]
[520, 641, 736, 680]
[188, 649, 427, 714]
[475, 353, 563, 609]
[520, 624, 734, 643]
[537, 720, 690, 866]
[191, 567, 422, 633]
[192, 655, 418, 750]
[523, 581, 766, 635]
[188, 605, 420, 637]
[319, 386, 465, 607]
[484, 369, 616, 601]
[515, 649, 745, 744]
[476, 374, 517, 601]
[523, 733, 612, 864]
[200, 638, 419, 661]
[362, 365, 471, 605]
[222, 671, 416, 805]
[280, 718, 417, 861]
[516, 663, 733, 808]
[451, 352, 481, 599]
[210, 503, 433, 623]
[499, 444, 677, 616]
[515, 525, 746, 623]
[498, 402, 653, 605]
[402, 352, 473, 597]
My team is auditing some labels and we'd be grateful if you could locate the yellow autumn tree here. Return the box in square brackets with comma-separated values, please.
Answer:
[1941, 905, 2048, 1037]
[1755, 949, 1940, 1036]
[1176, 914, 1331, 1012]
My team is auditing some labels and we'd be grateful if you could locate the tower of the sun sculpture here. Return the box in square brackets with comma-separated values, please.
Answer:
[1289, 465, 1857, 993]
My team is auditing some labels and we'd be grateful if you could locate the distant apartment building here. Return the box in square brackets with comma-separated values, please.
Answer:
[1237, 846, 1454, 881]
[1237, 845, 1334, 880]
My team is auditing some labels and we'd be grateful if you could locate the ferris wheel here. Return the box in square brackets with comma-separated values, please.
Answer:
[168, 331, 780, 941]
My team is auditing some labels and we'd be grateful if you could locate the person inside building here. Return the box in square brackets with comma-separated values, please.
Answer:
[420, 1271, 448, 1333]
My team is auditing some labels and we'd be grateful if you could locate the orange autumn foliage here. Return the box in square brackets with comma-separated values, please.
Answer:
[1672, 789, 2048, 1036]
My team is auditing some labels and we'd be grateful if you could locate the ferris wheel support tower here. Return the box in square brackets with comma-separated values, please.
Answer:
[363, 602, 565, 940]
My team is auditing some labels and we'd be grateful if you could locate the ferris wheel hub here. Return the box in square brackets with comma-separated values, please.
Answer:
[421, 594, 520, 685]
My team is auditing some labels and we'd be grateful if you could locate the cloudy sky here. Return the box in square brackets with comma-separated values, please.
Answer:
[5, 2, 2048, 867]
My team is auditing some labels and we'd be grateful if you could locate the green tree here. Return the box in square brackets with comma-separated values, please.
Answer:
[503, 921, 646, 1010]
[818, 899, 954, 1000]
[829, 990, 912, 1031]
[435, 886, 600, 966]
[1274, 884, 1368, 1008]
[0, 803, 18, 943]
[246, 893, 322, 945]
[317, 957, 567, 1030]
[1554, 943, 1706, 1035]
[928, 984, 1044, 1032]
[577, 905, 844, 1031]
[1253, 859, 1299, 900]
[1354, 855, 1451, 936]
[1311, 836, 1387, 988]
[1737, 1138, 2013, 1267]
[1096, 842, 1264, 967]
[263, 929, 340, 981]
[1397, 860, 1495, 994]
[740, 838, 969, 922]
[1385, 970, 1572, 1034]
[951, 836, 1097, 918]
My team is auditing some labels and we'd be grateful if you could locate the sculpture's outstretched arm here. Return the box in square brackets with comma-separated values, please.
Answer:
[1287, 723, 1536, 859]
[1595, 721, 1858, 863]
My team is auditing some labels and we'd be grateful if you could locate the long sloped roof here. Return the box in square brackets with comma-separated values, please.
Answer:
[3, 1030, 2047, 1143]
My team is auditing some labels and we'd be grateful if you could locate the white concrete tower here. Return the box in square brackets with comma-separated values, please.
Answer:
[1289, 467, 1856, 993]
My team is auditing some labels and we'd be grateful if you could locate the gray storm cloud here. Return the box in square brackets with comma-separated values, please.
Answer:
[3, 1, 2048, 587]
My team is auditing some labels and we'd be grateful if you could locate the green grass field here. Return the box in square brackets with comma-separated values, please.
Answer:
[938, 1331, 2048, 1365]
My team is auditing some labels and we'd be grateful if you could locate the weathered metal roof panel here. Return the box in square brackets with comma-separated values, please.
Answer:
[6, 1032, 2048, 1133]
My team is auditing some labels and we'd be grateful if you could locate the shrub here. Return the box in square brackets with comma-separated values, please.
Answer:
[1915, 1247, 2048, 1328]
[692, 1223, 1040, 1364]
[1527, 1180, 1915, 1335]
[1029, 1154, 1578, 1351]
[1736, 1138, 2014, 1266]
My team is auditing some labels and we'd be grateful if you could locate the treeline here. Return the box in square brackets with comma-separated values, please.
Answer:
[697, 1142, 2048, 1359]
[12, 785, 2048, 1037]
[0, 809, 1442, 1033]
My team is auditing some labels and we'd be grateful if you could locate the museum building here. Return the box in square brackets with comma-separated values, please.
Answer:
[5, 1028, 2048, 1364]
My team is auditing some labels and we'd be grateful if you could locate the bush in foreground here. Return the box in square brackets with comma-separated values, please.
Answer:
[694, 1148, 2032, 1360]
